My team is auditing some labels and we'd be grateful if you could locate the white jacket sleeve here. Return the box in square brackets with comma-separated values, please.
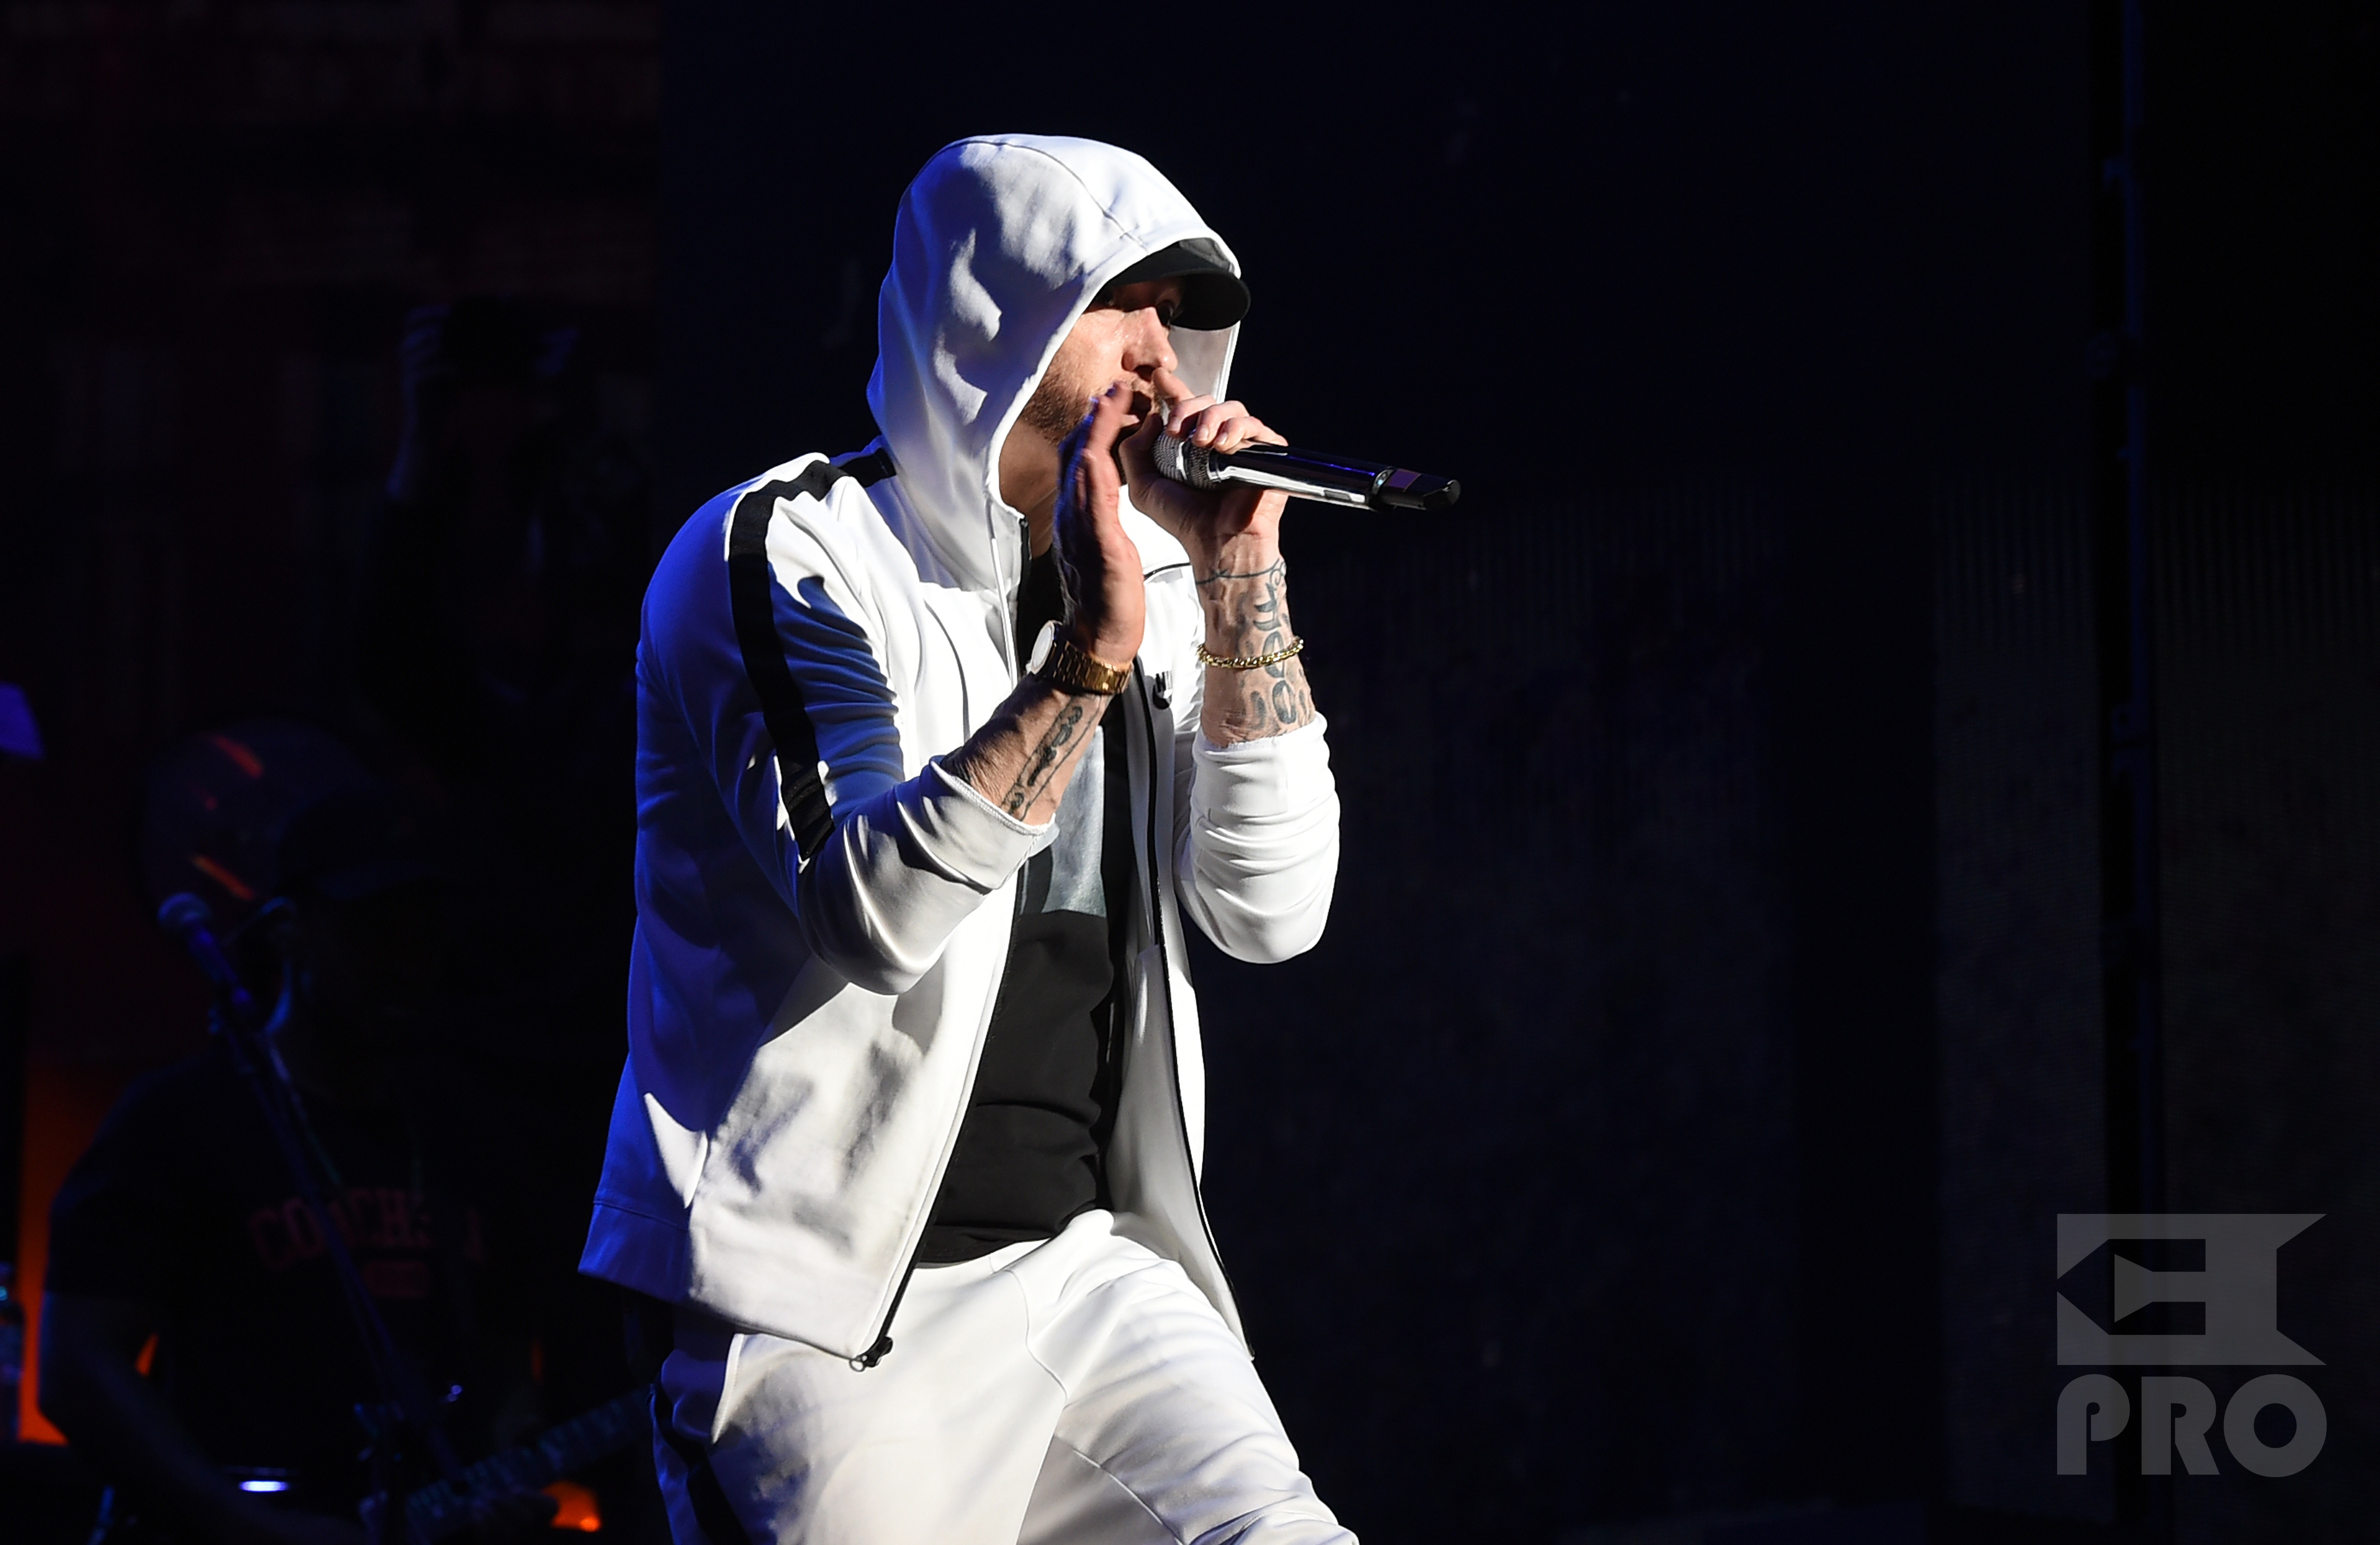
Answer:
[797, 761, 1047, 995]
[691, 500, 1048, 998]
[1173, 707, 1342, 964]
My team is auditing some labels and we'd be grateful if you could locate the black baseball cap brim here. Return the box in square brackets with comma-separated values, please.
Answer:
[1098, 238, 1248, 331]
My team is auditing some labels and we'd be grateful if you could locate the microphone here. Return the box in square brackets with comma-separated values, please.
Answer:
[158, 893, 260, 1020]
[1153, 434, 1461, 512]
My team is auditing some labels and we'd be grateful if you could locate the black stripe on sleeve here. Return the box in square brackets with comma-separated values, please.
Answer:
[724, 449, 895, 865]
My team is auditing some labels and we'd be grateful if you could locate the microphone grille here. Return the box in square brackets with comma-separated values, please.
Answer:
[157, 892, 213, 935]
[1152, 433, 1217, 490]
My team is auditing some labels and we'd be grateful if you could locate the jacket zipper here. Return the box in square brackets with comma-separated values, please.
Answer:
[857, 515, 1037, 1371]
[850, 1257, 916, 1370]
[1134, 662, 1239, 1329]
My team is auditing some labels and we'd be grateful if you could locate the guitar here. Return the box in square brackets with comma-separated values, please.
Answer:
[87, 1390, 654, 1543]
[367, 1388, 653, 1541]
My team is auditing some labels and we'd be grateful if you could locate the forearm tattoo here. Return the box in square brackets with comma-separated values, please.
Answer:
[998, 695, 1092, 817]
[1196, 557, 1317, 741]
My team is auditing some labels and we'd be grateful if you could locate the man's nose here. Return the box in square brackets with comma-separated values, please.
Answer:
[1126, 313, 1177, 376]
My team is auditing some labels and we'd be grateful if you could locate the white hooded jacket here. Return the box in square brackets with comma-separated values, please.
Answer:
[579, 135, 1341, 1361]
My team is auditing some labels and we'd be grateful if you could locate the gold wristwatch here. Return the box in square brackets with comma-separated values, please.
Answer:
[1027, 621, 1132, 696]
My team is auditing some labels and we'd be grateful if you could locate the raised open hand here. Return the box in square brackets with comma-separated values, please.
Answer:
[1052, 378, 1150, 667]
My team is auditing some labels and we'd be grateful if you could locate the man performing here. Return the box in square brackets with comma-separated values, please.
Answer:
[578, 135, 1351, 1543]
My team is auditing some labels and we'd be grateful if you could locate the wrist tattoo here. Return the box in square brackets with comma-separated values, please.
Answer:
[999, 697, 1091, 817]
[1194, 557, 1284, 590]
[1197, 558, 1318, 739]
[1202, 560, 1291, 652]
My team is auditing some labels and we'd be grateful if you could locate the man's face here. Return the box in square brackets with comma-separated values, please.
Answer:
[1016, 278, 1186, 444]
[294, 883, 448, 1047]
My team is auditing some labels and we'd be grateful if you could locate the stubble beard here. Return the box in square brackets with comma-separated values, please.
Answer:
[1017, 349, 1154, 447]
[1016, 366, 1088, 446]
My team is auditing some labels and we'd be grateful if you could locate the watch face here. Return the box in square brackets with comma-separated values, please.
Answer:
[1026, 619, 1061, 673]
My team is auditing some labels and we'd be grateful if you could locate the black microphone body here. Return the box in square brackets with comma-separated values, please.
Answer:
[1153, 435, 1460, 512]
[157, 893, 261, 1021]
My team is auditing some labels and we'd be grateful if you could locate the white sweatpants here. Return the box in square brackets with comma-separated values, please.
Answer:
[654, 1210, 1353, 1545]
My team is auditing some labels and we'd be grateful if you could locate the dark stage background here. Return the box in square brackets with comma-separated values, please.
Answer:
[3, 2, 2376, 1541]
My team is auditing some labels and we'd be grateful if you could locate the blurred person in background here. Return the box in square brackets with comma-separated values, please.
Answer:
[40, 774, 556, 1543]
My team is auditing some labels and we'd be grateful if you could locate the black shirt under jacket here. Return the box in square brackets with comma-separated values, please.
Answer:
[917, 544, 1136, 1264]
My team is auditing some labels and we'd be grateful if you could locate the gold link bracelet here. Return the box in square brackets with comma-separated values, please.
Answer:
[1194, 636, 1306, 671]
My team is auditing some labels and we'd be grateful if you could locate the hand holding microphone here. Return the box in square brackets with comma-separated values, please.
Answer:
[1116, 365, 1463, 648]
[1153, 431, 1461, 512]
[1132, 368, 1460, 515]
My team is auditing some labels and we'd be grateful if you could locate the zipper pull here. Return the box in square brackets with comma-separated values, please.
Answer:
[855, 1250, 920, 1371]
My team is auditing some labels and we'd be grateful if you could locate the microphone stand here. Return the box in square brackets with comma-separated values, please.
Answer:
[159, 899, 463, 1541]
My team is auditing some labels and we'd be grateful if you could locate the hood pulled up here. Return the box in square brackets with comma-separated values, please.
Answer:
[868, 134, 1242, 598]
